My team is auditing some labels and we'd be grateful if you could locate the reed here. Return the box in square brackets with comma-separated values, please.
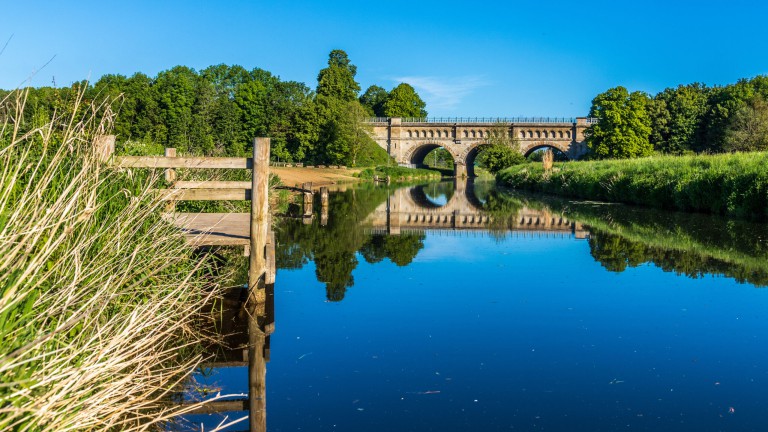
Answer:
[497, 152, 768, 221]
[0, 89, 237, 430]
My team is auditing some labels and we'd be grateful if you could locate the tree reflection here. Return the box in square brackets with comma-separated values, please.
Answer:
[360, 233, 426, 266]
[275, 184, 427, 301]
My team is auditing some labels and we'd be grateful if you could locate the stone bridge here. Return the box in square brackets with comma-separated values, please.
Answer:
[366, 117, 593, 177]
[365, 180, 587, 238]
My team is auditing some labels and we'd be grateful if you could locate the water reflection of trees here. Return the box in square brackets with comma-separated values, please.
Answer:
[589, 231, 768, 285]
[275, 185, 426, 301]
[511, 193, 768, 287]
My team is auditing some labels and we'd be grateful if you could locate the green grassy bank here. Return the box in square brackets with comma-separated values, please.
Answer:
[356, 165, 443, 181]
[497, 152, 768, 221]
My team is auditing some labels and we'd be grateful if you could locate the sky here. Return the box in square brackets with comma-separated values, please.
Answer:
[1, 0, 767, 117]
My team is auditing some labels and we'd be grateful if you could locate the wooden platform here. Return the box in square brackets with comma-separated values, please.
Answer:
[164, 212, 251, 246]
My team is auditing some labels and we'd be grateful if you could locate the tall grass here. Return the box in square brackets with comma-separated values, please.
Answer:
[0, 89, 235, 430]
[497, 152, 768, 221]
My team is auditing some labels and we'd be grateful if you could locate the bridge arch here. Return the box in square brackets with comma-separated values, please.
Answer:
[522, 142, 571, 159]
[405, 142, 461, 174]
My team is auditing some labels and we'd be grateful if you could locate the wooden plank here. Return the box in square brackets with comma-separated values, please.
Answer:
[164, 213, 251, 246]
[116, 156, 252, 169]
[157, 188, 251, 201]
[184, 399, 249, 414]
[174, 181, 252, 189]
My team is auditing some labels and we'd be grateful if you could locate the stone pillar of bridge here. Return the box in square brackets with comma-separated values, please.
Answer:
[388, 117, 402, 162]
[454, 161, 467, 178]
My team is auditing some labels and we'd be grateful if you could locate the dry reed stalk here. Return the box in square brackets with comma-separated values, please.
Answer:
[0, 87, 241, 431]
[542, 149, 554, 172]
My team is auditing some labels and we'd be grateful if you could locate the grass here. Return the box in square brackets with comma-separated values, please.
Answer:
[356, 165, 443, 181]
[0, 89, 239, 430]
[497, 152, 768, 221]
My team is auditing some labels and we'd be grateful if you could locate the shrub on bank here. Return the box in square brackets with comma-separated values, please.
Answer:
[497, 152, 768, 220]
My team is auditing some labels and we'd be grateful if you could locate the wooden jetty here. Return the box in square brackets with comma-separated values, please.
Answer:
[103, 136, 277, 431]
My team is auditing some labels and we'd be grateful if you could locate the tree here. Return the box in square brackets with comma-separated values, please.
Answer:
[316, 49, 360, 102]
[383, 83, 427, 118]
[359, 85, 388, 117]
[653, 84, 709, 154]
[586, 86, 653, 159]
[476, 123, 525, 173]
[724, 95, 768, 152]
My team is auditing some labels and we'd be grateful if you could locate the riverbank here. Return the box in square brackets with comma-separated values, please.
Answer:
[271, 166, 362, 188]
[497, 152, 768, 221]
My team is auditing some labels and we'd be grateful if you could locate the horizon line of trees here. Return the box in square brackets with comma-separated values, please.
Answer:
[0, 50, 428, 167]
[585, 76, 768, 159]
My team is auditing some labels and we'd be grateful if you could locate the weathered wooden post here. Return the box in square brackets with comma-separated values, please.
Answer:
[165, 148, 177, 212]
[302, 182, 313, 223]
[247, 138, 270, 431]
[164, 148, 177, 182]
[320, 186, 329, 227]
[249, 138, 270, 300]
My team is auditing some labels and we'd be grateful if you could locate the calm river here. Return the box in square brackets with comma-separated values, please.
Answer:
[184, 180, 768, 432]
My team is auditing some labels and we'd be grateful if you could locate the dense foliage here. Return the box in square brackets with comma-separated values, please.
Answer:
[586, 76, 768, 159]
[0, 50, 428, 167]
[497, 152, 768, 221]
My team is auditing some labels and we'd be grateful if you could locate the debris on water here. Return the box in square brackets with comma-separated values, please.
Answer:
[714, 382, 721, 386]
[297, 352, 313, 360]
[357, 408, 364, 411]
[728, 407, 735, 414]
[609, 379, 624, 385]
[406, 390, 441, 395]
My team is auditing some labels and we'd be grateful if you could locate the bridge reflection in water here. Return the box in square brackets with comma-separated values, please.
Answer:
[365, 178, 589, 239]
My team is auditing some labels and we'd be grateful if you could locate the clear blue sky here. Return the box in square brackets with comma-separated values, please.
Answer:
[2, 0, 767, 117]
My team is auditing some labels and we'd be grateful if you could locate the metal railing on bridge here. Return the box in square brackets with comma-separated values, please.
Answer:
[364, 117, 589, 124]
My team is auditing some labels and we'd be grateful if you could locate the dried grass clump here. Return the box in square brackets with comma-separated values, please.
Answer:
[0, 88, 234, 430]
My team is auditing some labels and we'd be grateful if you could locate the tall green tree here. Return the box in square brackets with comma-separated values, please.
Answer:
[316, 49, 360, 102]
[315, 50, 364, 164]
[586, 86, 653, 159]
[383, 83, 427, 118]
[359, 85, 388, 117]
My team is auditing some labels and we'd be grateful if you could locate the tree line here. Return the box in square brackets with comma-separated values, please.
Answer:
[586, 76, 768, 159]
[0, 50, 428, 166]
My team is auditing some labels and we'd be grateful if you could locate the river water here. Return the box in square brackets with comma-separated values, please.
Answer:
[184, 180, 768, 432]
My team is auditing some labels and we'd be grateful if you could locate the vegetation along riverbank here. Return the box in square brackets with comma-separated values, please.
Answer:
[0, 91, 233, 429]
[497, 152, 768, 221]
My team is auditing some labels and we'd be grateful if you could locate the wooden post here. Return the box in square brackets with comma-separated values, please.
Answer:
[164, 148, 177, 182]
[94, 135, 115, 162]
[248, 138, 270, 302]
[302, 182, 313, 218]
[320, 187, 329, 227]
[164, 148, 177, 212]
